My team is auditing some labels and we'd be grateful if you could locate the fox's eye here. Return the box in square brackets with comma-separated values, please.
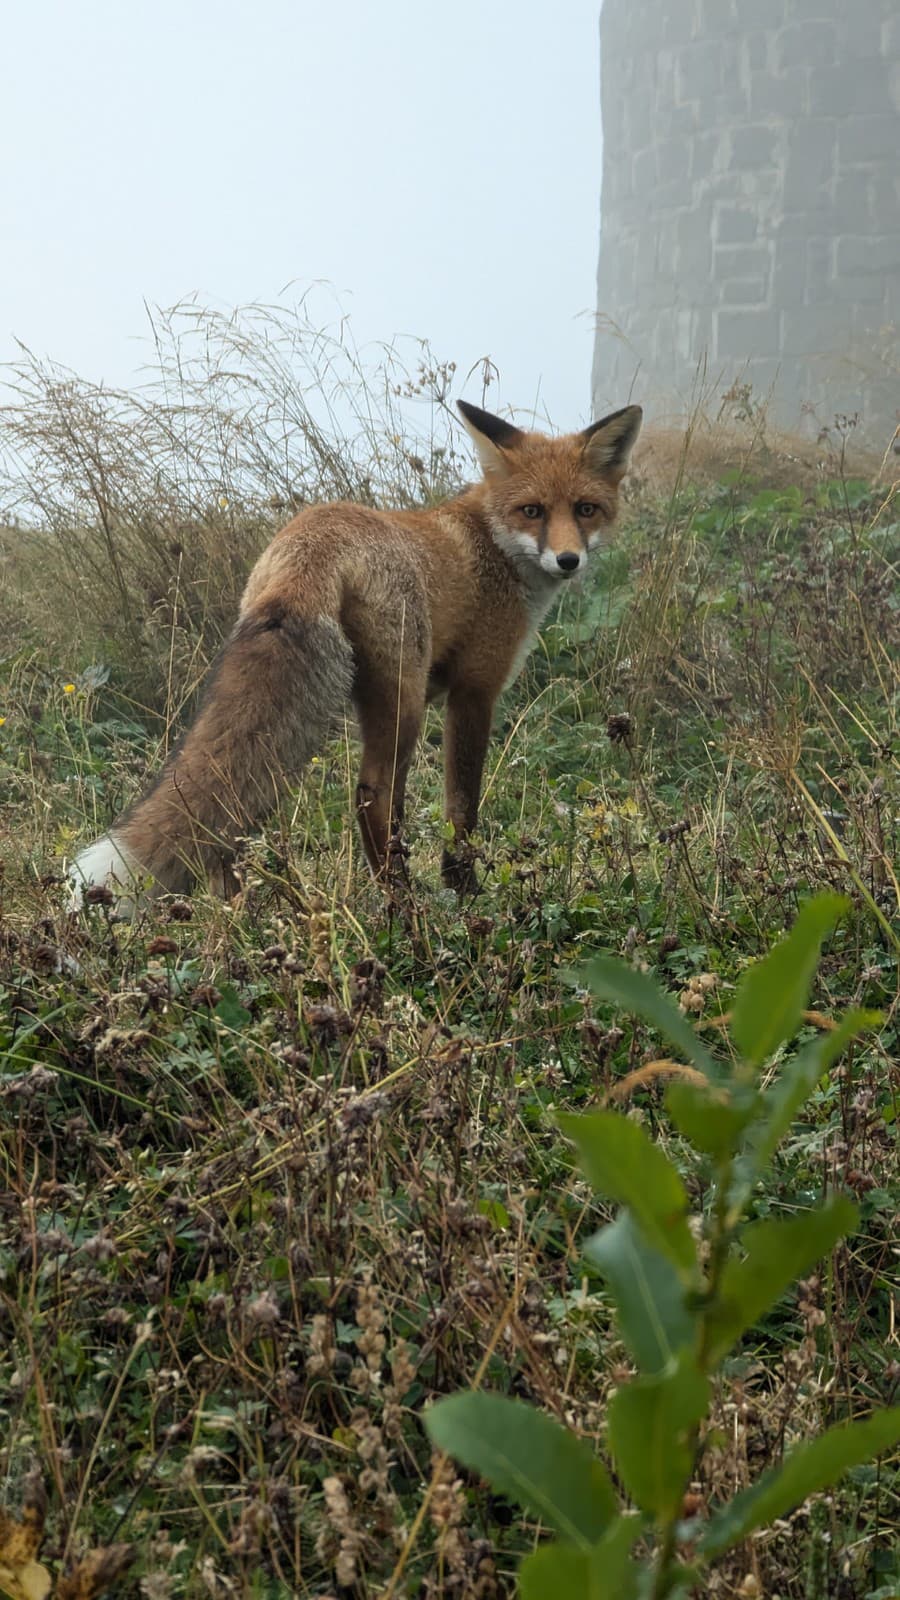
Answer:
[520, 503, 543, 520]
[575, 501, 599, 518]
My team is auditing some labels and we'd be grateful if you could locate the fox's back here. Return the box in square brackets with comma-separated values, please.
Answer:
[240, 493, 526, 673]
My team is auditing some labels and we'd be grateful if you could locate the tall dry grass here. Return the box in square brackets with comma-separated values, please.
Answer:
[0, 299, 471, 722]
[1, 299, 895, 808]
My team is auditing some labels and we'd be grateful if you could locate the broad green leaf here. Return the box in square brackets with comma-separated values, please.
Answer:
[701, 1406, 900, 1557]
[585, 1213, 694, 1375]
[666, 1079, 758, 1159]
[560, 1111, 697, 1280]
[737, 1009, 881, 1194]
[476, 1197, 511, 1230]
[520, 1517, 643, 1600]
[730, 894, 849, 1067]
[608, 1356, 709, 1519]
[520, 1544, 594, 1600]
[424, 1392, 616, 1547]
[213, 983, 252, 1031]
[576, 956, 718, 1077]
[706, 1196, 858, 1362]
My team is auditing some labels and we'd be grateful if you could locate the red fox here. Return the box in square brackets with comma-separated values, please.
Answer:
[68, 398, 642, 911]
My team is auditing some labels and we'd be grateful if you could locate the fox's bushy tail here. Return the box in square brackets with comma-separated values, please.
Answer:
[69, 598, 354, 911]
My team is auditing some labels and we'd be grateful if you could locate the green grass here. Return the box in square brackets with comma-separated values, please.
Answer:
[0, 318, 898, 1597]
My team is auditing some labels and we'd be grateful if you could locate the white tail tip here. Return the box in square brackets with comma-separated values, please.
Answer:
[67, 833, 145, 918]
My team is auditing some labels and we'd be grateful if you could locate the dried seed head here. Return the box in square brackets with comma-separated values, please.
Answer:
[308, 1313, 336, 1375]
[191, 984, 222, 1009]
[246, 1289, 280, 1328]
[607, 712, 633, 743]
[85, 884, 115, 906]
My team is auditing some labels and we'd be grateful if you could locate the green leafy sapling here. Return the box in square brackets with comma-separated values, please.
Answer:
[425, 894, 897, 1599]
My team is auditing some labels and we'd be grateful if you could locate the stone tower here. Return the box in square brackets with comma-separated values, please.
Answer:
[591, 0, 899, 445]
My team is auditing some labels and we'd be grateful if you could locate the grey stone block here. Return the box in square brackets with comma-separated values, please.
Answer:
[720, 277, 769, 303]
[719, 50, 747, 100]
[655, 177, 693, 209]
[834, 271, 892, 307]
[777, 204, 836, 239]
[742, 31, 770, 71]
[837, 20, 885, 58]
[676, 216, 714, 280]
[657, 140, 693, 185]
[838, 117, 898, 166]
[715, 243, 772, 277]
[836, 234, 900, 276]
[632, 147, 656, 192]
[716, 307, 782, 357]
[806, 236, 835, 298]
[730, 123, 780, 169]
[787, 0, 843, 17]
[749, 67, 809, 117]
[850, 304, 898, 342]
[736, 0, 787, 26]
[691, 130, 721, 179]
[783, 119, 838, 211]
[711, 81, 753, 120]
[776, 20, 838, 69]
[772, 239, 809, 304]
[781, 306, 844, 354]
[783, 172, 835, 217]
[832, 177, 875, 234]
[655, 0, 698, 47]
[676, 40, 724, 103]
[883, 18, 900, 58]
[635, 240, 663, 287]
[866, 173, 900, 229]
[690, 307, 714, 354]
[669, 103, 702, 136]
[808, 62, 892, 117]
[716, 205, 759, 243]
[696, 0, 739, 35]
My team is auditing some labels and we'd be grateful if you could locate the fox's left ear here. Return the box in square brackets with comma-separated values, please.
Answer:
[580, 405, 643, 479]
[457, 399, 524, 477]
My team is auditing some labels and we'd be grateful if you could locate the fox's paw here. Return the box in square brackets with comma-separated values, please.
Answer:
[441, 845, 480, 898]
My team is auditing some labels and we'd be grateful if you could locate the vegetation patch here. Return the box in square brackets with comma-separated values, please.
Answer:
[1, 306, 898, 1597]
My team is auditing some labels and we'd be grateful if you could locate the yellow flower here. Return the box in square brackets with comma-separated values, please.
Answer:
[218, 495, 229, 510]
[0, 715, 6, 725]
[63, 683, 76, 694]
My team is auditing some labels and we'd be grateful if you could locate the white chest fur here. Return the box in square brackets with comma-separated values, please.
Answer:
[493, 529, 567, 690]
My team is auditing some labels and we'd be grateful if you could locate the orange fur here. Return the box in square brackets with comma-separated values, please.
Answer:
[69, 400, 642, 908]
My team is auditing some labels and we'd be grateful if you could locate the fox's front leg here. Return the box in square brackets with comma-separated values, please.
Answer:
[442, 686, 494, 895]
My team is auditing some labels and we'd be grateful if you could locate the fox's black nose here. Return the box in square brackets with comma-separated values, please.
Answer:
[556, 552, 580, 573]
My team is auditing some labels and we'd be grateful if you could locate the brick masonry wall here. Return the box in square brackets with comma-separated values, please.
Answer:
[591, 0, 900, 445]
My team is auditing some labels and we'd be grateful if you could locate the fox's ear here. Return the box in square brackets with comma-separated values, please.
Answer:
[580, 405, 643, 479]
[457, 399, 524, 476]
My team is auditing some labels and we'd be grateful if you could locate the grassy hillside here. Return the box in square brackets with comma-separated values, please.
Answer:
[1, 313, 898, 1598]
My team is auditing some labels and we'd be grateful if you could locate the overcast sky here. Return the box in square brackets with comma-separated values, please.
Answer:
[2, 0, 606, 428]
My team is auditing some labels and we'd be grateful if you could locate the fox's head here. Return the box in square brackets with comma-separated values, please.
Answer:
[457, 399, 642, 580]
